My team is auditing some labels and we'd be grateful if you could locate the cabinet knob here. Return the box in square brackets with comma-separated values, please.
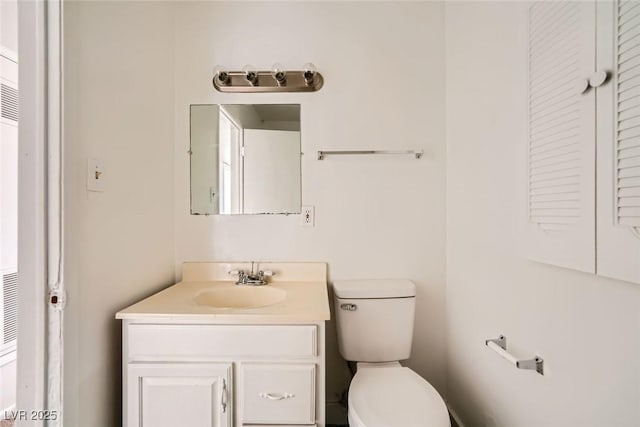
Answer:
[589, 70, 609, 88]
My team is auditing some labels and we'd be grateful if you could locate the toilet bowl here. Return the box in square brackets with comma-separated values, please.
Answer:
[333, 280, 451, 427]
[348, 364, 450, 427]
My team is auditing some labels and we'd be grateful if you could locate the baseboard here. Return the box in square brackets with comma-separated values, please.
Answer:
[447, 403, 466, 427]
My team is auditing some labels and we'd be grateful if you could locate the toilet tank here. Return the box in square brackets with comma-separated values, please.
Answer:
[333, 279, 416, 362]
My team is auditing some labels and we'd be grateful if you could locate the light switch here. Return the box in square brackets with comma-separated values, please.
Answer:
[87, 158, 105, 192]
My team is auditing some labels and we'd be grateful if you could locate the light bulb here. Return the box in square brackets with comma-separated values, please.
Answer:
[303, 63, 317, 84]
[213, 66, 230, 85]
[271, 63, 287, 85]
[243, 64, 259, 86]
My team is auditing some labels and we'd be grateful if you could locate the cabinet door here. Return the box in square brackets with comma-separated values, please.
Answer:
[596, 0, 640, 284]
[524, 1, 597, 273]
[126, 363, 232, 427]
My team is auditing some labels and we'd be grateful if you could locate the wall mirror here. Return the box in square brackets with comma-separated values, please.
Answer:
[190, 104, 301, 215]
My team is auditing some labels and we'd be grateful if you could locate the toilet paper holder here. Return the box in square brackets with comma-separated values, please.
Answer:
[485, 335, 544, 376]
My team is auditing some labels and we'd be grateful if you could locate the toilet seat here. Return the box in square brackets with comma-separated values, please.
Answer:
[348, 366, 450, 427]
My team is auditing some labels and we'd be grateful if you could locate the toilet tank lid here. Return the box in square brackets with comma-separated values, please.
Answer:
[333, 279, 416, 299]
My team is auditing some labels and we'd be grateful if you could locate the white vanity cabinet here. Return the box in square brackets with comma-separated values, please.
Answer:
[122, 320, 326, 427]
[117, 262, 330, 427]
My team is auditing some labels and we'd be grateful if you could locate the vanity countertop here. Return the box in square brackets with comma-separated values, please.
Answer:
[116, 262, 330, 322]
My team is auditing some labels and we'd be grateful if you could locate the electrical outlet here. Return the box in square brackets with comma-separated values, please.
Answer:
[87, 158, 105, 192]
[302, 205, 314, 227]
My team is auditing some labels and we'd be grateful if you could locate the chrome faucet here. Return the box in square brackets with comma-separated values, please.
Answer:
[229, 262, 274, 286]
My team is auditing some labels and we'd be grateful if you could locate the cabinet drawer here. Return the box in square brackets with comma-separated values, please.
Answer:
[127, 324, 317, 361]
[241, 364, 316, 425]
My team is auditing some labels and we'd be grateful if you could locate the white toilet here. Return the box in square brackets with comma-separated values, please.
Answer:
[333, 279, 450, 427]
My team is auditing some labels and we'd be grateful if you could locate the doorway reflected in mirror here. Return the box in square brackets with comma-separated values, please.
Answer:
[190, 104, 301, 215]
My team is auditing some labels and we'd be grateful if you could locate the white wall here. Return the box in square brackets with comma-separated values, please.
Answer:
[242, 129, 301, 214]
[445, 3, 640, 426]
[223, 104, 262, 129]
[63, 2, 176, 426]
[0, 0, 18, 55]
[173, 1, 446, 403]
[0, 353, 16, 412]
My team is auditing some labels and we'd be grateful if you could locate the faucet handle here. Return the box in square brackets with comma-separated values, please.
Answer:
[260, 270, 274, 277]
[229, 269, 245, 276]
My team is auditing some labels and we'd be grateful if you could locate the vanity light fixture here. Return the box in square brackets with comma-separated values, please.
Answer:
[212, 63, 324, 93]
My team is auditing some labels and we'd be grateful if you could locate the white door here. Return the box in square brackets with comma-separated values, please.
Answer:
[242, 129, 301, 214]
[0, 53, 19, 413]
[14, 0, 60, 419]
[127, 363, 232, 427]
[523, 1, 597, 273]
[596, 0, 640, 284]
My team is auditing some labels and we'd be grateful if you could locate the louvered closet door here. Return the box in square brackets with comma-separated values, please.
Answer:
[596, 1, 640, 284]
[524, 1, 596, 273]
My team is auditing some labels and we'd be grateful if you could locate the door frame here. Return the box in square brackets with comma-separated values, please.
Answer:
[17, 0, 64, 422]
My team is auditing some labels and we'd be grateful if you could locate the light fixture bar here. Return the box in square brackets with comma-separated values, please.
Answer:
[213, 70, 324, 93]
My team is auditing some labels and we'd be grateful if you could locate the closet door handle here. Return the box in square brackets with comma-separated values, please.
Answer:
[589, 70, 609, 88]
[576, 70, 609, 95]
[575, 78, 590, 94]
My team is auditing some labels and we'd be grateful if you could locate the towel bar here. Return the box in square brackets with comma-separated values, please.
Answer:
[317, 150, 423, 160]
[485, 335, 544, 375]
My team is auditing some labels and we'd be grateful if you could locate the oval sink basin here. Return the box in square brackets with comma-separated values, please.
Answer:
[194, 286, 287, 309]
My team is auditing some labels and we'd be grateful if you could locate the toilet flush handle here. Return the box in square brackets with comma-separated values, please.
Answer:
[340, 303, 357, 311]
